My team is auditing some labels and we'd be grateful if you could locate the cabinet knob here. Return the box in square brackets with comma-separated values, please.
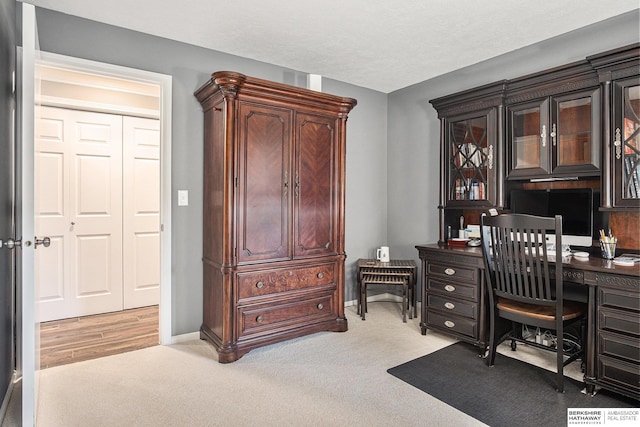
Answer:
[317, 272, 324, 279]
[550, 123, 557, 146]
[256, 281, 264, 289]
[317, 303, 324, 310]
[256, 315, 264, 323]
[444, 302, 455, 310]
[444, 284, 456, 292]
[444, 320, 455, 328]
[444, 268, 455, 276]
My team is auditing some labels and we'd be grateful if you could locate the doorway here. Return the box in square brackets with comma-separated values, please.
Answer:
[33, 53, 173, 354]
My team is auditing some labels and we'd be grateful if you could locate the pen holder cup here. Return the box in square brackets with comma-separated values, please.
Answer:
[599, 239, 617, 260]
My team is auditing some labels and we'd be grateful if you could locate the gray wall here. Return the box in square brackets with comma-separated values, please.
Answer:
[32, 7, 640, 336]
[387, 10, 640, 269]
[33, 8, 389, 335]
[1, 0, 16, 404]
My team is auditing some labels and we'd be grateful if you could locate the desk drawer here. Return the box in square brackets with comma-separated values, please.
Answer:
[598, 330, 640, 364]
[237, 264, 334, 301]
[428, 278, 478, 301]
[427, 309, 477, 339]
[598, 287, 640, 313]
[427, 294, 477, 320]
[597, 354, 640, 396]
[428, 263, 477, 283]
[599, 308, 640, 337]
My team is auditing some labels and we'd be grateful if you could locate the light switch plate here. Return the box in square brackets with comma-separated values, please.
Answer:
[178, 190, 189, 206]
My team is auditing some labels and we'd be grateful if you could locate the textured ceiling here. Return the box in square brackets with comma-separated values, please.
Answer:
[23, 0, 640, 93]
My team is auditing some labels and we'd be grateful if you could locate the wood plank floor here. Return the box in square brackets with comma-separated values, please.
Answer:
[39, 305, 159, 369]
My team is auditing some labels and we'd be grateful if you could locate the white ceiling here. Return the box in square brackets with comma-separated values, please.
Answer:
[23, 0, 640, 93]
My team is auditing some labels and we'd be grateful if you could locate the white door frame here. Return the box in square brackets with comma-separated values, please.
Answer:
[19, 5, 37, 425]
[35, 51, 173, 345]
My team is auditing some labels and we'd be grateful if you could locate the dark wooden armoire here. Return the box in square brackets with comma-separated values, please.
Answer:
[194, 71, 357, 362]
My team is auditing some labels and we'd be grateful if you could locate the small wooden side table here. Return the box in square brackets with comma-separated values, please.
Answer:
[356, 259, 417, 322]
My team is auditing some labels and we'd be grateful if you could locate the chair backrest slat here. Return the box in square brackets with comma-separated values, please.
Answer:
[481, 213, 562, 305]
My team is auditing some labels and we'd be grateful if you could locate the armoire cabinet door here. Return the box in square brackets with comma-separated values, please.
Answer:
[294, 113, 337, 258]
[237, 103, 292, 263]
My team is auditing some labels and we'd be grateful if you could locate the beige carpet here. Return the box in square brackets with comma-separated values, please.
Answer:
[9, 300, 584, 427]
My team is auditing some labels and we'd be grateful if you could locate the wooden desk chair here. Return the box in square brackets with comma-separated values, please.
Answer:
[480, 213, 586, 393]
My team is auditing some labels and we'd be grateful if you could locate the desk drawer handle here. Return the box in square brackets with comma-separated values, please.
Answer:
[317, 303, 324, 310]
[444, 302, 455, 310]
[317, 272, 324, 279]
[444, 320, 455, 328]
[256, 315, 264, 323]
[444, 268, 455, 276]
[444, 284, 456, 292]
[256, 281, 264, 289]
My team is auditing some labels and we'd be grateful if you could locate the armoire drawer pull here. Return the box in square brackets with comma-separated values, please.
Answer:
[444, 320, 455, 328]
[256, 281, 264, 289]
[444, 302, 455, 310]
[256, 315, 264, 323]
[317, 272, 324, 279]
[317, 303, 324, 310]
[444, 284, 456, 292]
[444, 268, 455, 276]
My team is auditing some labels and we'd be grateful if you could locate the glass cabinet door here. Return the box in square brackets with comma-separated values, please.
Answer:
[613, 79, 640, 207]
[508, 99, 550, 178]
[551, 88, 600, 175]
[447, 111, 496, 206]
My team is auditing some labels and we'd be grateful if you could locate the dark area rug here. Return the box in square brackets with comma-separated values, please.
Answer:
[387, 342, 638, 427]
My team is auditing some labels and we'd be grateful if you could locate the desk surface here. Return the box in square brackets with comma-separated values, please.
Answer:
[415, 243, 640, 278]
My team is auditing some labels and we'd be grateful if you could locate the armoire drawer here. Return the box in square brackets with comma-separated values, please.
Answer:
[427, 309, 477, 339]
[427, 294, 477, 320]
[428, 278, 478, 302]
[237, 264, 335, 301]
[239, 293, 335, 337]
[427, 263, 477, 283]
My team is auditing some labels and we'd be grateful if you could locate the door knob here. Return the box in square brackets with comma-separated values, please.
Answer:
[35, 236, 51, 248]
[0, 238, 31, 249]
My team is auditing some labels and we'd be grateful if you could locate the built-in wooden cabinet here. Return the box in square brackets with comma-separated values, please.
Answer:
[430, 44, 639, 249]
[590, 280, 640, 400]
[612, 78, 640, 208]
[416, 245, 487, 353]
[430, 82, 506, 243]
[195, 71, 356, 363]
[589, 45, 640, 210]
[506, 61, 601, 180]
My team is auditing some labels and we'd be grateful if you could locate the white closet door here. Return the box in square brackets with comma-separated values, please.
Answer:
[35, 106, 123, 321]
[122, 116, 160, 309]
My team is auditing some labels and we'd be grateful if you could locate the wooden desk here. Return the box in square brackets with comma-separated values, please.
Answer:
[416, 243, 640, 400]
[356, 259, 417, 322]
